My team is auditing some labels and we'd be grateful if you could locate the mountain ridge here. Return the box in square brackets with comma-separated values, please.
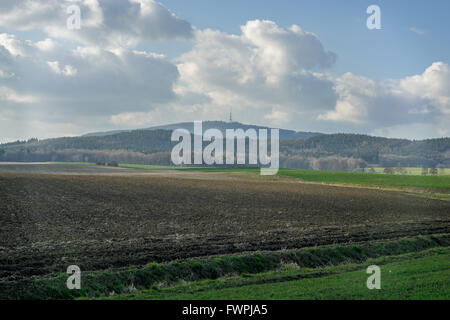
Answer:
[82, 121, 324, 140]
[1, 122, 449, 169]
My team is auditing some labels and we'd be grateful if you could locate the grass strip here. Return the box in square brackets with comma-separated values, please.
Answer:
[0, 234, 448, 300]
[102, 247, 450, 300]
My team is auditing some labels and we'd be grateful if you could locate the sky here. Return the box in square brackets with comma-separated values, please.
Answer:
[0, 0, 449, 142]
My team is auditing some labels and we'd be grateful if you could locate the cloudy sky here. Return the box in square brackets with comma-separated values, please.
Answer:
[0, 0, 449, 142]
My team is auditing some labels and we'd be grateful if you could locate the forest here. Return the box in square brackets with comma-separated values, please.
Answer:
[1, 129, 449, 171]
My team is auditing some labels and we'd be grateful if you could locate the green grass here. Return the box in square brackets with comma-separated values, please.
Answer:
[1, 235, 448, 300]
[278, 169, 450, 189]
[112, 164, 450, 190]
[364, 167, 449, 175]
[105, 247, 450, 300]
[119, 164, 450, 190]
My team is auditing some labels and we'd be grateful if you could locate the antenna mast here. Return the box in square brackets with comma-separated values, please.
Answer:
[229, 107, 232, 122]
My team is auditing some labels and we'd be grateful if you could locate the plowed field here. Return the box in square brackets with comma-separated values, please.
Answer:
[0, 164, 448, 281]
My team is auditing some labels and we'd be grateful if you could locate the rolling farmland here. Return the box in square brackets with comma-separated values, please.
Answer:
[0, 163, 448, 299]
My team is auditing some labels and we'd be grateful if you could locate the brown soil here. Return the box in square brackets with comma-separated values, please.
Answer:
[0, 164, 448, 280]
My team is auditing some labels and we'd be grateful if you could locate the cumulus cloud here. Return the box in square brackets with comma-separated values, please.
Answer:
[174, 20, 448, 137]
[0, 86, 36, 103]
[264, 109, 290, 125]
[179, 20, 336, 86]
[0, 33, 180, 135]
[318, 62, 450, 132]
[0, 1, 193, 139]
[176, 20, 338, 128]
[0, 1, 448, 140]
[398, 62, 450, 115]
[0, 0, 193, 49]
[47, 60, 78, 76]
[241, 20, 336, 73]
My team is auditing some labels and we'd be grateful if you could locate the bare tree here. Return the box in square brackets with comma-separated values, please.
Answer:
[395, 167, 407, 175]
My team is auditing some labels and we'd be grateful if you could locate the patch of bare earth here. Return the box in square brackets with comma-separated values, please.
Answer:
[0, 166, 448, 280]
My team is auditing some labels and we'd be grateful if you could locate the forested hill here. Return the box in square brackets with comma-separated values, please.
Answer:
[82, 121, 323, 140]
[0, 129, 449, 168]
[281, 134, 450, 165]
[2, 130, 173, 154]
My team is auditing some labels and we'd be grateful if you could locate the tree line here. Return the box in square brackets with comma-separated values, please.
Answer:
[1, 130, 449, 171]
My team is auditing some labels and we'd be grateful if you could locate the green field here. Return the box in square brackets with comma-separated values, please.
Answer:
[277, 169, 450, 189]
[104, 247, 449, 300]
[50, 162, 450, 190]
[166, 166, 450, 190]
[363, 167, 449, 175]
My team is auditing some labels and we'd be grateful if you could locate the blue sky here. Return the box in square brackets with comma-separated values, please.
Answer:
[0, 0, 449, 141]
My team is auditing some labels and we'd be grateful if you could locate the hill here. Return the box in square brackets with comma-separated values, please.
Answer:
[0, 124, 449, 170]
[281, 134, 450, 166]
[82, 121, 323, 140]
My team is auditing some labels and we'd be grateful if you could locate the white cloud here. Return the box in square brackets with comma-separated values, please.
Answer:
[175, 20, 448, 137]
[178, 20, 336, 88]
[110, 111, 154, 127]
[0, 34, 180, 130]
[0, 86, 36, 103]
[0, 1, 191, 139]
[318, 63, 450, 132]
[241, 20, 336, 74]
[35, 38, 58, 51]
[176, 20, 338, 129]
[0, 0, 193, 49]
[398, 62, 450, 115]
[0, 1, 448, 141]
[0, 33, 28, 56]
[47, 61, 77, 76]
[409, 27, 425, 35]
[264, 109, 290, 125]
[0, 69, 14, 79]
